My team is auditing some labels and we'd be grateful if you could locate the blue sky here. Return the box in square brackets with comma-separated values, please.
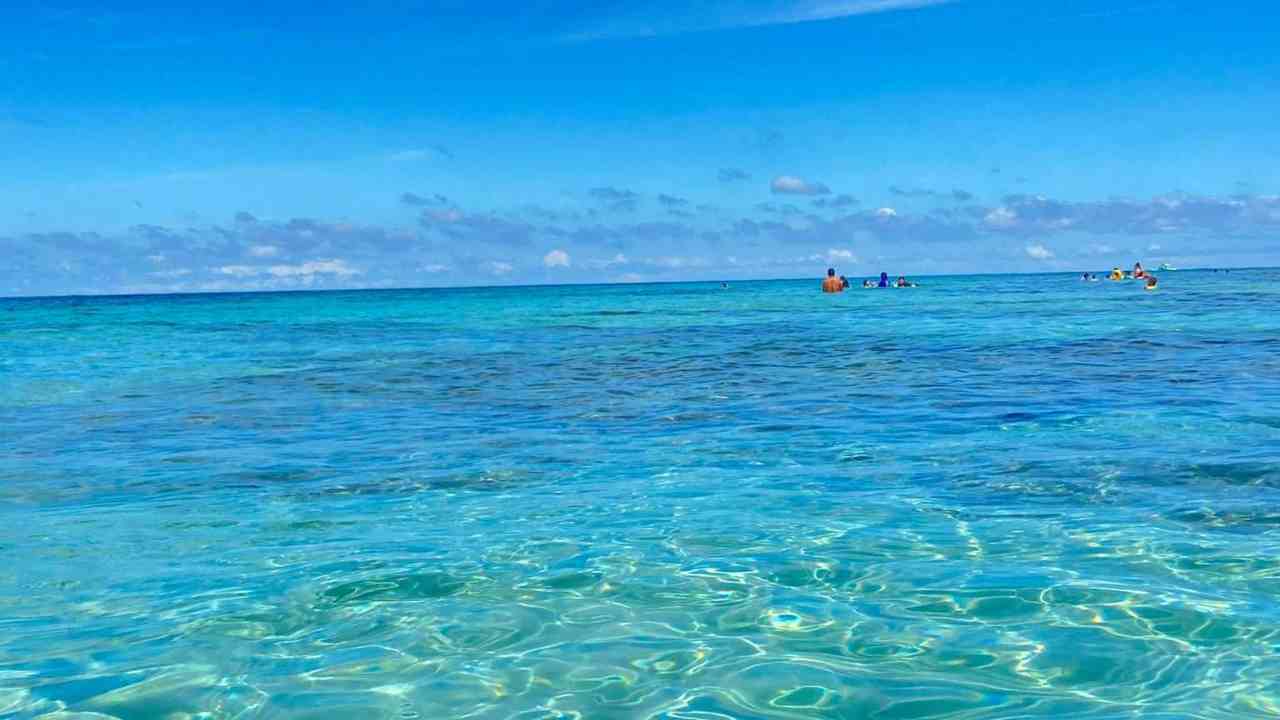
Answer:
[3, 0, 1279, 295]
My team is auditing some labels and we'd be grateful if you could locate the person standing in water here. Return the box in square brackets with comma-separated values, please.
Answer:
[1133, 262, 1146, 279]
[822, 268, 844, 293]
[878, 272, 890, 288]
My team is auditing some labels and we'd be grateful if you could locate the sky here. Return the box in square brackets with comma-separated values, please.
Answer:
[2, 0, 1279, 295]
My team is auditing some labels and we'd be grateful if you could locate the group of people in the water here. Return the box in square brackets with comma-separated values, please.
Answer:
[1085, 262, 1159, 290]
[823, 268, 916, 292]
[822, 261, 1170, 294]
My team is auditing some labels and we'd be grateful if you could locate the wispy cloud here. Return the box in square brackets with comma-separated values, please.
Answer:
[485, 260, 514, 276]
[982, 193, 1280, 237]
[756, 201, 804, 215]
[890, 185, 974, 202]
[387, 145, 454, 162]
[247, 244, 279, 258]
[565, 0, 955, 40]
[401, 192, 452, 208]
[812, 194, 858, 209]
[589, 186, 642, 212]
[771, 175, 831, 196]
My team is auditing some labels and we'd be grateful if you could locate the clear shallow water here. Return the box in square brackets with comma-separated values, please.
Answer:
[3, 269, 1280, 719]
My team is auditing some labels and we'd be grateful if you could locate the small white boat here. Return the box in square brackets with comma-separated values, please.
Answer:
[1158, 263, 1177, 271]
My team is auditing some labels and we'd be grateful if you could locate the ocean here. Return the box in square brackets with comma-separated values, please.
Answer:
[3, 269, 1280, 718]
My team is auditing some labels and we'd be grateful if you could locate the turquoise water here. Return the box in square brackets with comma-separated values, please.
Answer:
[3, 270, 1280, 719]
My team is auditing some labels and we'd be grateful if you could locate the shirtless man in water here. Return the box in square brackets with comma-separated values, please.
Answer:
[822, 268, 844, 293]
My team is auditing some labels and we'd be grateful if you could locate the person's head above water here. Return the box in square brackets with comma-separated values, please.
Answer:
[828, 268, 836, 277]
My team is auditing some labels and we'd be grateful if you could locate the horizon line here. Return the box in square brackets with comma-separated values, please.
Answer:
[3, 265, 1271, 302]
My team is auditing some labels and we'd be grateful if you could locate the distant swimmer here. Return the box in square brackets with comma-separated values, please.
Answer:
[840, 275, 851, 290]
[1133, 262, 1146, 279]
[822, 268, 844, 293]
[1145, 275, 1159, 291]
[862, 279, 876, 288]
[878, 272, 890, 288]
[721, 282, 729, 289]
[895, 276, 917, 288]
[1109, 267, 1124, 281]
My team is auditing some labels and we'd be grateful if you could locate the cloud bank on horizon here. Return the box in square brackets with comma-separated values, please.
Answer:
[2, 0, 1279, 295]
[5, 187, 1279, 296]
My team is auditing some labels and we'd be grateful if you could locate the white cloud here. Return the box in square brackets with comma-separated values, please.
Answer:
[771, 175, 831, 196]
[1148, 243, 1162, 251]
[486, 261, 514, 276]
[984, 207, 1016, 228]
[420, 263, 451, 273]
[1025, 243, 1054, 260]
[216, 259, 360, 279]
[583, 253, 629, 270]
[267, 259, 360, 278]
[146, 254, 166, 264]
[543, 249, 571, 268]
[149, 268, 191, 279]
[806, 248, 858, 264]
[875, 207, 898, 217]
[248, 244, 279, 258]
